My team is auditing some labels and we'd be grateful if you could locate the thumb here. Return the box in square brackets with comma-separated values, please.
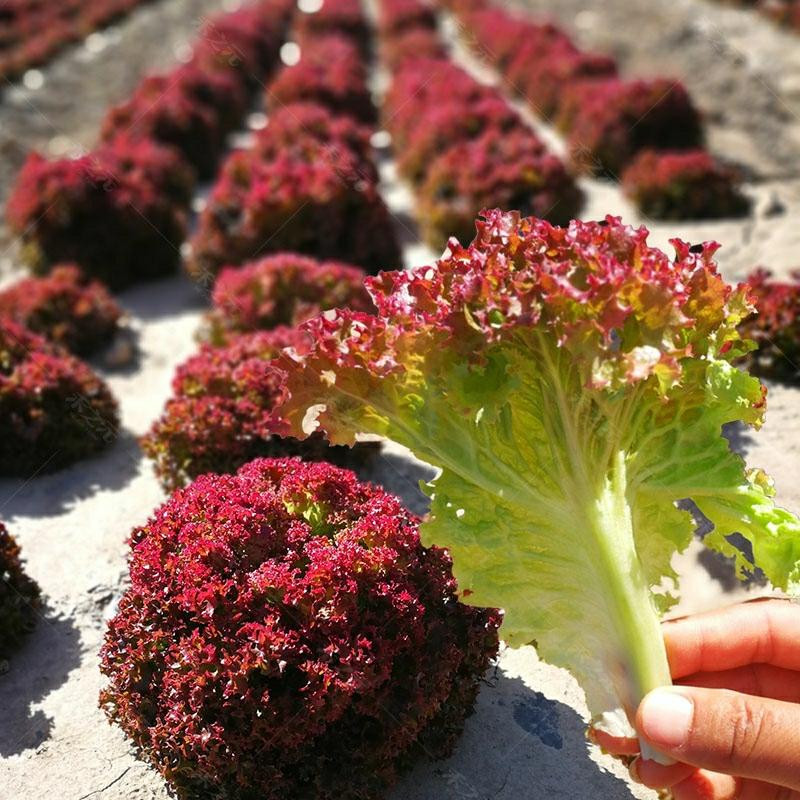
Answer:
[636, 686, 800, 791]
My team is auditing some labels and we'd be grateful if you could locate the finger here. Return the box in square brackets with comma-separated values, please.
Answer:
[679, 663, 800, 703]
[635, 762, 800, 799]
[737, 780, 800, 800]
[673, 772, 800, 800]
[636, 686, 800, 791]
[591, 729, 639, 756]
[630, 757, 694, 789]
[663, 598, 800, 679]
[672, 769, 738, 800]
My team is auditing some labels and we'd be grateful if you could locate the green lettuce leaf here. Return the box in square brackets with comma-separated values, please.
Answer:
[273, 210, 800, 750]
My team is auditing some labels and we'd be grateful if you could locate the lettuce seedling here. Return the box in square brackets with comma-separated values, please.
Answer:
[274, 210, 800, 756]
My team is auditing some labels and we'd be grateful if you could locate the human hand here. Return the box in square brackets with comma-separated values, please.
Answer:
[594, 598, 800, 799]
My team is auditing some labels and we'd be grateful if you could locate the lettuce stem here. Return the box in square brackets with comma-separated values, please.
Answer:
[592, 450, 674, 764]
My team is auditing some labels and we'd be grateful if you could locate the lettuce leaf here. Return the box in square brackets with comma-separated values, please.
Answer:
[273, 210, 800, 752]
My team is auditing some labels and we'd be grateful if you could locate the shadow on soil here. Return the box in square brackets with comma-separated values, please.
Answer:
[682, 417, 771, 592]
[117, 272, 208, 322]
[723, 421, 756, 459]
[392, 666, 638, 800]
[390, 209, 425, 250]
[0, 434, 142, 520]
[680, 497, 768, 592]
[358, 449, 436, 517]
[92, 327, 143, 377]
[697, 545, 767, 592]
[0, 607, 83, 757]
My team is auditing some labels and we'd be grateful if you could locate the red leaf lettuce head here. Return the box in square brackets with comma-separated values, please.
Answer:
[5, 151, 185, 289]
[267, 34, 373, 123]
[192, 0, 289, 79]
[0, 263, 122, 356]
[0, 318, 119, 476]
[505, 39, 617, 118]
[96, 134, 197, 208]
[382, 26, 446, 70]
[141, 327, 373, 491]
[99, 457, 499, 800]
[459, 8, 549, 69]
[0, 522, 41, 658]
[255, 101, 378, 183]
[295, 0, 371, 51]
[205, 252, 372, 344]
[564, 78, 703, 176]
[621, 148, 750, 221]
[189, 145, 400, 279]
[377, 0, 438, 39]
[383, 59, 495, 148]
[738, 268, 800, 381]
[398, 94, 523, 182]
[418, 128, 584, 248]
[100, 63, 246, 179]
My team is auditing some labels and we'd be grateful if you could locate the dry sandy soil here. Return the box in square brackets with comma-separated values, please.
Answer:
[0, 0, 799, 798]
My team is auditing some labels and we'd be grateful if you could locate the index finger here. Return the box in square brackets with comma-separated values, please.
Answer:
[591, 729, 640, 756]
[663, 598, 800, 680]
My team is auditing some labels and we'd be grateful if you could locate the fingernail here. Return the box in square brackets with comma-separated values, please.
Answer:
[628, 758, 641, 784]
[639, 689, 693, 749]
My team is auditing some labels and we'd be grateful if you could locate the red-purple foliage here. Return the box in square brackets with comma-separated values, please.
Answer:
[0, 319, 119, 476]
[382, 26, 445, 69]
[379, 5, 581, 248]
[191, 1, 286, 81]
[418, 127, 583, 247]
[377, 0, 437, 39]
[0, 522, 41, 658]
[622, 149, 750, 220]
[0, 0, 156, 83]
[505, 38, 617, 118]
[141, 328, 373, 490]
[457, 7, 538, 69]
[461, 7, 617, 128]
[739, 269, 800, 381]
[267, 34, 374, 123]
[206, 253, 371, 344]
[784, 1, 800, 29]
[550, 79, 600, 131]
[96, 135, 196, 207]
[100, 457, 500, 799]
[189, 144, 400, 280]
[784, 0, 800, 31]
[397, 94, 522, 182]
[757, 0, 800, 30]
[438, 0, 488, 11]
[255, 101, 378, 183]
[169, 62, 251, 130]
[96, 0, 288, 180]
[0, 264, 122, 356]
[452, 3, 720, 218]
[140, 328, 306, 490]
[100, 64, 247, 179]
[564, 78, 704, 175]
[6, 152, 185, 289]
[294, 0, 370, 52]
[0, 19, 75, 82]
[383, 58, 496, 149]
[451, 4, 595, 110]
